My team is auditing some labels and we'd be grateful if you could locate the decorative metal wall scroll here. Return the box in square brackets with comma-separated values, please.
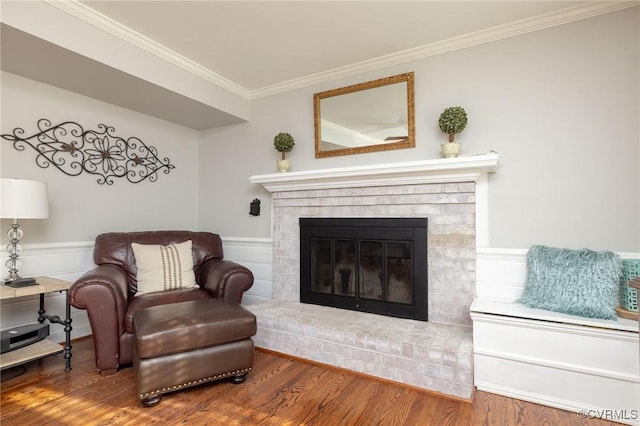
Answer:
[1, 119, 174, 185]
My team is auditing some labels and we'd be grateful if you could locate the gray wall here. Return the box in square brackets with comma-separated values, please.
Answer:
[1, 8, 637, 253]
[199, 8, 640, 252]
[1, 72, 200, 244]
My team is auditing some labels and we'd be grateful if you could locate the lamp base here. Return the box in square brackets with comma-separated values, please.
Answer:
[4, 277, 38, 288]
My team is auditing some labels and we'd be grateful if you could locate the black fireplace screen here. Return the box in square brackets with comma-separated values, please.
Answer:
[300, 218, 428, 321]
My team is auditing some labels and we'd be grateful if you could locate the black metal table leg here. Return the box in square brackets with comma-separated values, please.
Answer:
[37, 290, 73, 371]
[38, 293, 46, 323]
[63, 290, 72, 371]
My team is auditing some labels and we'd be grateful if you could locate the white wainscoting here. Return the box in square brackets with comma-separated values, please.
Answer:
[0, 241, 95, 344]
[220, 237, 273, 305]
[0, 237, 274, 344]
[476, 248, 640, 301]
[3, 244, 635, 340]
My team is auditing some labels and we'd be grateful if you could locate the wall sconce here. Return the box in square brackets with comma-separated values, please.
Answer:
[249, 199, 261, 216]
[0, 178, 49, 287]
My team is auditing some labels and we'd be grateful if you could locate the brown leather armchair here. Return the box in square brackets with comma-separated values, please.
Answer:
[69, 230, 254, 375]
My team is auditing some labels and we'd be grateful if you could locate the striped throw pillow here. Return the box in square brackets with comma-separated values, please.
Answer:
[131, 240, 196, 294]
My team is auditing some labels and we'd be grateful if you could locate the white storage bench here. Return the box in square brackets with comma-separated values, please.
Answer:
[471, 297, 639, 424]
[471, 251, 639, 425]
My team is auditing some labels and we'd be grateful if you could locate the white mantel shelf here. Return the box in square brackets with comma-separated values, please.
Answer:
[250, 153, 500, 192]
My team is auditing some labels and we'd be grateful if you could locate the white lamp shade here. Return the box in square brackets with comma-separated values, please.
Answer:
[0, 178, 49, 219]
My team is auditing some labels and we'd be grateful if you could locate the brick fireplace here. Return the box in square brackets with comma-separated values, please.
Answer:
[248, 154, 499, 399]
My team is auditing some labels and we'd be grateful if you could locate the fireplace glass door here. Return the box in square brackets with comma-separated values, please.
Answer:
[301, 218, 427, 321]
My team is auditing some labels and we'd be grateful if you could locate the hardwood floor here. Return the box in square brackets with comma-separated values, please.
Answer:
[1, 337, 618, 426]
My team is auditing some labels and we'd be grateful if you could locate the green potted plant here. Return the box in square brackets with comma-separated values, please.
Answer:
[438, 106, 468, 158]
[274, 132, 295, 172]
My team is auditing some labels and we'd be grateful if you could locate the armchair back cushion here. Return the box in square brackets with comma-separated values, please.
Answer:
[94, 230, 223, 295]
[131, 240, 196, 293]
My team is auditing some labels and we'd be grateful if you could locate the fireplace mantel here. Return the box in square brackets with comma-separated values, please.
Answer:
[250, 153, 500, 192]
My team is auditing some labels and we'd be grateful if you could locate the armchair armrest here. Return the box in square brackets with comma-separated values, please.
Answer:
[200, 259, 254, 303]
[69, 264, 129, 373]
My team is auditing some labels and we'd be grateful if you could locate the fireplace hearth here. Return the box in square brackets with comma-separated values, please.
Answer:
[300, 217, 428, 321]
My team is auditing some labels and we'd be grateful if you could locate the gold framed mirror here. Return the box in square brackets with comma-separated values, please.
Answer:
[314, 72, 415, 158]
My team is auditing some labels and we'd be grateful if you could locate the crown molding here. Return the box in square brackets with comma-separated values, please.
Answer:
[43, 0, 250, 100]
[250, 1, 639, 99]
[46, 0, 638, 101]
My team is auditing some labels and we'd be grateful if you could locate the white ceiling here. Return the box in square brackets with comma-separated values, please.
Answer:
[2, 1, 637, 129]
[79, 1, 586, 92]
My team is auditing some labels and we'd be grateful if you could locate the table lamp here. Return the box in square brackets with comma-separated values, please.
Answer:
[0, 178, 49, 287]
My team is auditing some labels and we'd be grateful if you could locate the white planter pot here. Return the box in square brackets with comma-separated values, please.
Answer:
[440, 142, 461, 158]
[276, 159, 291, 172]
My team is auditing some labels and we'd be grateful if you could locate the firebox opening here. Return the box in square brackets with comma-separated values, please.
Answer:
[300, 217, 428, 321]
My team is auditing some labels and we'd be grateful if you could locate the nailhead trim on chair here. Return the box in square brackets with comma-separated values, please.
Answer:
[139, 367, 253, 399]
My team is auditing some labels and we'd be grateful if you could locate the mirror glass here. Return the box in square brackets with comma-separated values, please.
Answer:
[314, 72, 415, 158]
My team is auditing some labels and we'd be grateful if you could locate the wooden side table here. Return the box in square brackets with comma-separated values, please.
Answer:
[0, 276, 72, 371]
